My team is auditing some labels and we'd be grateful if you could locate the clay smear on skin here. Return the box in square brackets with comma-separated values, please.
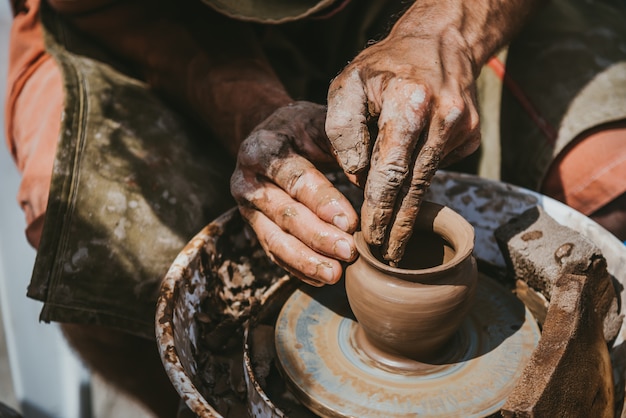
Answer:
[362, 84, 427, 243]
[327, 69, 369, 172]
[330, 69, 366, 126]
[406, 84, 426, 130]
[444, 106, 463, 126]
[379, 83, 426, 135]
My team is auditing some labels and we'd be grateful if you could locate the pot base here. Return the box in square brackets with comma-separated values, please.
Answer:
[274, 273, 540, 418]
[350, 324, 467, 373]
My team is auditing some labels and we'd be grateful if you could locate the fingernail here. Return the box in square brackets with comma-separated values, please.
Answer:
[333, 214, 350, 232]
[335, 239, 354, 260]
[319, 262, 337, 284]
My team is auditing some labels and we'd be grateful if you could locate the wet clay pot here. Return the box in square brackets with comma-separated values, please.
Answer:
[345, 201, 478, 364]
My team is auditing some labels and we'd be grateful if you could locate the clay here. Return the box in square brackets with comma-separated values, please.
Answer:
[345, 201, 478, 362]
[502, 269, 615, 417]
[495, 205, 623, 343]
[193, 222, 292, 417]
[514, 279, 548, 326]
[272, 269, 541, 417]
[160, 172, 626, 418]
[496, 206, 623, 416]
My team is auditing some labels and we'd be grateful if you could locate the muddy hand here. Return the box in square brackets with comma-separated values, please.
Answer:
[231, 102, 359, 286]
[326, 22, 481, 265]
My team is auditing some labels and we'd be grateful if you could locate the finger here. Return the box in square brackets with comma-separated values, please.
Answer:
[266, 154, 359, 234]
[439, 133, 481, 167]
[237, 132, 359, 233]
[233, 170, 356, 262]
[238, 206, 343, 285]
[361, 81, 429, 245]
[383, 100, 467, 263]
[382, 143, 442, 264]
[440, 95, 481, 167]
[326, 68, 371, 175]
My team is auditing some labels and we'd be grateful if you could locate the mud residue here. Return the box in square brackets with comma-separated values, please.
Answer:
[521, 231, 543, 241]
[194, 224, 290, 417]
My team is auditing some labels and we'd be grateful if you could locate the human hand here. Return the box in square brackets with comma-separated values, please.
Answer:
[326, 8, 482, 265]
[231, 102, 359, 286]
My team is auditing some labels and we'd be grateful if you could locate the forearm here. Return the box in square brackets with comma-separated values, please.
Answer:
[391, 0, 545, 76]
[47, 0, 292, 155]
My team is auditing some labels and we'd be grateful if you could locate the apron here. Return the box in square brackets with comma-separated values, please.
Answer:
[30, 1, 235, 339]
[28, 0, 406, 339]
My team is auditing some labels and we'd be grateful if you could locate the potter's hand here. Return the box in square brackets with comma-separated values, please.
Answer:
[326, 0, 542, 264]
[326, 29, 481, 265]
[231, 102, 359, 286]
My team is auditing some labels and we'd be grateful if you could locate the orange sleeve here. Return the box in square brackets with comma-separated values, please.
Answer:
[5, 0, 63, 247]
[542, 122, 626, 216]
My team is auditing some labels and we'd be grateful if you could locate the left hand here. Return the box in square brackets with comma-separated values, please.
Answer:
[231, 102, 359, 286]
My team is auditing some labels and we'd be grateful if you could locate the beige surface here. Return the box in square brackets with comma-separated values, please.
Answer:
[0, 307, 155, 417]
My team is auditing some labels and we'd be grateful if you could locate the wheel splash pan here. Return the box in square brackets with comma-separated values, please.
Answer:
[155, 171, 626, 417]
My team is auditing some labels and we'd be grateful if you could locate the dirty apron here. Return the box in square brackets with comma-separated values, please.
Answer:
[27, 0, 406, 340]
[29, 2, 236, 339]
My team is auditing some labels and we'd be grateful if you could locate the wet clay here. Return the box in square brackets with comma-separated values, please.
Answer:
[345, 201, 478, 363]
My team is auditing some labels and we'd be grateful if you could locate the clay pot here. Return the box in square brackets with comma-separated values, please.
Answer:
[345, 201, 478, 364]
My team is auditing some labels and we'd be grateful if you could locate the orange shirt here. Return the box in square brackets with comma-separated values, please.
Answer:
[5, 0, 62, 246]
[542, 125, 626, 217]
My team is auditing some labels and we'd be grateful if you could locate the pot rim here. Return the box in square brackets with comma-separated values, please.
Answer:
[354, 201, 475, 277]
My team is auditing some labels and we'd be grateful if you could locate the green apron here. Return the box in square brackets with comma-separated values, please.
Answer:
[31, 2, 235, 339]
[29, 0, 405, 339]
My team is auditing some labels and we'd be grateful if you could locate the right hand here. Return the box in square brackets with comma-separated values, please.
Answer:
[325, 0, 542, 264]
[326, 16, 480, 265]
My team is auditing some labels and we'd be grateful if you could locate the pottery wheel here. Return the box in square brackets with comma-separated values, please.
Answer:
[274, 274, 541, 418]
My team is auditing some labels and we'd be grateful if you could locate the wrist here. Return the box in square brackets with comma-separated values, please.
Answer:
[390, 0, 543, 76]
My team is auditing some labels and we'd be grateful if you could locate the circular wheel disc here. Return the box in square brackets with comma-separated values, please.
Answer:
[275, 274, 540, 417]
